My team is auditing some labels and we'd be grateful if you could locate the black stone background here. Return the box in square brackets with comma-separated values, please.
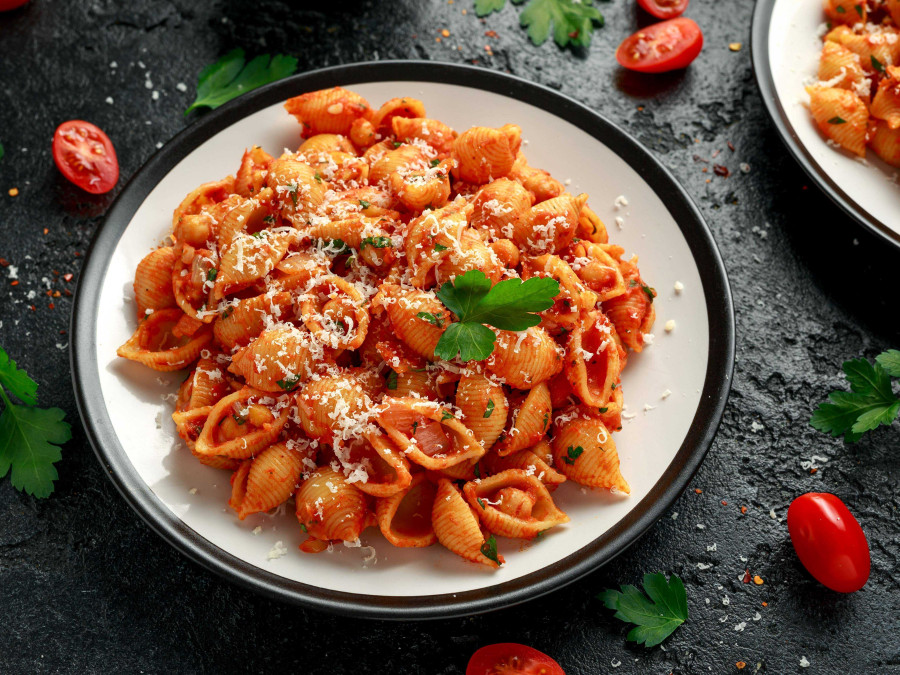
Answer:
[1, 1, 899, 673]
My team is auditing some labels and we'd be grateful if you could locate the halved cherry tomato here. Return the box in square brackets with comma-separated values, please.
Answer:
[0, 0, 30, 10]
[637, 0, 689, 20]
[52, 120, 119, 195]
[787, 493, 870, 593]
[616, 18, 704, 73]
[466, 643, 565, 675]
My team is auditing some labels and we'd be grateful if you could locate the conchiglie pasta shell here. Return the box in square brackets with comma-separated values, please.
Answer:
[117, 307, 213, 372]
[824, 0, 865, 25]
[212, 291, 293, 350]
[485, 441, 566, 490]
[350, 117, 378, 149]
[371, 96, 427, 131]
[284, 87, 372, 137]
[375, 472, 438, 547]
[451, 125, 520, 184]
[565, 241, 626, 302]
[172, 406, 243, 470]
[487, 327, 564, 389]
[434, 229, 503, 286]
[369, 144, 430, 186]
[265, 158, 328, 222]
[869, 119, 900, 166]
[565, 311, 621, 407]
[389, 160, 452, 212]
[551, 411, 629, 492]
[187, 353, 230, 408]
[375, 396, 485, 470]
[134, 246, 178, 316]
[343, 431, 412, 498]
[172, 177, 235, 232]
[807, 85, 869, 156]
[507, 152, 564, 203]
[870, 65, 900, 129]
[392, 116, 457, 156]
[381, 284, 450, 361]
[455, 368, 508, 450]
[576, 203, 609, 244]
[511, 193, 579, 255]
[470, 177, 534, 241]
[298, 133, 356, 156]
[295, 466, 371, 542]
[522, 254, 597, 334]
[601, 256, 655, 352]
[432, 478, 502, 568]
[228, 441, 307, 520]
[228, 326, 324, 392]
[235, 146, 274, 198]
[171, 245, 217, 322]
[497, 382, 552, 456]
[818, 41, 869, 98]
[194, 387, 291, 460]
[297, 371, 375, 442]
[463, 469, 568, 539]
[213, 230, 294, 303]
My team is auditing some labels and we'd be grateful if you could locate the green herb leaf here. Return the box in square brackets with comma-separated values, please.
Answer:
[599, 573, 688, 648]
[276, 375, 301, 391]
[477, 497, 487, 509]
[435, 322, 497, 362]
[430, 158, 441, 167]
[836, 4, 846, 12]
[300, 522, 308, 533]
[518, 0, 604, 48]
[434, 243, 449, 252]
[314, 172, 323, 183]
[386, 370, 398, 390]
[484, 399, 495, 418]
[480, 534, 500, 564]
[417, 311, 446, 328]
[563, 445, 583, 465]
[474, 462, 481, 478]
[358, 199, 371, 209]
[871, 55, 886, 75]
[392, 141, 402, 148]
[207, 268, 217, 282]
[186, 48, 298, 114]
[875, 349, 900, 377]
[319, 239, 349, 255]
[810, 354, 900, 441]
[262, 214, 276, 224]
[855, 3, 863, 16]
[360, 236, 393, 249]
[475, 0, 507, 16]
[0, 346, 38, 405]
[641, 285, 656, 303]
[232, 413, 247, 425]
[828, 116, 847, 124]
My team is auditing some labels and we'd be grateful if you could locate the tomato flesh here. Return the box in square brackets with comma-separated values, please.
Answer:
[616, 18, 704, 73]
[467, 643, 565, 675]
[787, 493, 870, 593]
[52, 120, 119, 194]
[637, 0, 689, 20]
[0, 0, 30, 10]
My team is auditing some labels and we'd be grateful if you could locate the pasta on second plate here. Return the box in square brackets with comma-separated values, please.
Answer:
[117, 86, 656, 569]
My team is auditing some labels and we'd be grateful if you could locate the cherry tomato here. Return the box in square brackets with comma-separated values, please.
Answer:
[466, 643, 565, 675]
[637, 0, 689, 20]
[0, 0, 30, 10]
[616, 18, 704, 74]
[787, 493, 870, 593]
[52, 120, 119, 195]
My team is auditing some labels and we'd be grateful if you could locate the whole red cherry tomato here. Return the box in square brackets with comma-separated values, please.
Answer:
[787, 493, 870, 593]
[52, 120, 120, 195]
[466, 643, 565, 675]
[0, 0, 30, 10]
[637, 0, 689, 20]
[616, 18, 704, 73]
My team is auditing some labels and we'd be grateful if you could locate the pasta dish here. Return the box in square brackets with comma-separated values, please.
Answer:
[117, 86, 655, 568]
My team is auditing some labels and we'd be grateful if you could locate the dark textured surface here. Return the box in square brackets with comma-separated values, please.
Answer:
[1, 1, 898, 673]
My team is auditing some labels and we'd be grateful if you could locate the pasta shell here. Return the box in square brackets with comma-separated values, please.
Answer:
[432, 478, 503, 568]
[265, 158, 328, 223]
[369, 143, 431, 186]
[186, 351, 230, 408]
[194, 387, 292, 459]
[171, 245, 218, 322]
[434, 229, 503, 286]
[341, 431, 412, 498]
[172, 405, 243, 471]
[371, 96, 427, 132]
[133, 246, 178, 317]
[564, 241, 627, 302]
[485, 440, 567, 490]
[496, 382, 552, 456]
[392, 116, 457, 156]
[825, 25, 900, 76]
[284, 87, 372, 137]
[511, 193, 579, 255]
[297, 370, 378, 442]
[464, 469, 568, 539]
[601, 256, 656, 352]
[824, 0, 865, 25]
[350, 117, 378, 149]
[869, 118, 900, 166]
[295, 466, 372, 542]
[380, 284, 450, 361]
[228, 325, 328, 392]
[487, 326, 564, 389]
[870, 65, 900, 129]
[213, 230, 294, 303]
[228, 441, 307, 520]
[451, 124, 521, 184]
[298, 274, 370, 350]
[235, 146, 274, 198]
[522, 254, 598, 334]
[551, 408, 629, 492]
[375, 396, 485, 470]
[565, 311, 622, 408]
[389, 159, 452, 212]
[212, 291, 293, 350]
[375, 472, 438, 547]
[807, 86, 869, 156]
[117, 307, 213, 372]
[508, 152, 564, 203]
[818, 41, 869, 99]
[172, 177, 235, 232]
[454, 367, 508, 450]
[298, 134, 356, 156]
[575, 203, 609, 244]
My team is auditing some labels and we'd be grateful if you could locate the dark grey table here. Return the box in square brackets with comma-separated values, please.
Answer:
[1, 1, 897, 673]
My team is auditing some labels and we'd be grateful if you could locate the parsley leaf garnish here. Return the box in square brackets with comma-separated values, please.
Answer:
[871, 55, 886, 76]
[185, 48, 298, 114]
[386, 370, 398, 390]
[434, 243, 449, 252]
[484, 399, 495, 418]
[360, 236, 393, 249]
[0, 346, 71, 498]
[475, 0, 604, 47]
[276, 375, 301, 391]
[828, 116, 847, 124]
[564, 445, 583, 465]
[434, 270, 559, 362]
[810, 351, 900, 442]
[207, 268, 217, 282]
[480, 534, 501, 564]
[358, 199, 371, 209]
[599, 573, 688, 648]
[417, 311, 445, 328]
[641, 284, 656, 303]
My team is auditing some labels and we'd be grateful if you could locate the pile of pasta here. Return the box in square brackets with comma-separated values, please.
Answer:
[809, 0, 900, 163]
[117, 86, 655, 569]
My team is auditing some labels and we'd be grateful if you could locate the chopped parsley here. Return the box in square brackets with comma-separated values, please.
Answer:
[207, 268, 217, 282]
[262, 214, 275, 224]
[358, 199, 371, 209]
[417, 311, 446, 328]
[828, 116, 847, 125]
[441, 410, 454, 421]
[480, 534, 500, 564]
[641, 284, 656, 303]
[871, 55, 887, 76]
[564, 445, 584, 465]
[477, 497, 486, 510]
[360, 236, 393, 249]
[434, 243, 449, 252]
[386, 370, 398, 390]
[484, 399, 495, 418]
[599, 572, 689, 648]
[430, 158, 441, 167]
[276, 376, 301, 391]
[314, 172, 323, 183]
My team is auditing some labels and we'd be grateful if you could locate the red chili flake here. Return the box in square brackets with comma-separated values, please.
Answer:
[10, 280, 18, 286]
[702, 167, 709, 173]
[45, 290, 52, 297]
[736, 663, 747, 670]
[741, 506, 748, 514]
[485, 30, 498, 38]
[63, 273, 74, 282]
[0, 258, 8, 267]
[713, 164, 730, 177]
[48, 303, 55, 310]
[568, 30, 579, 39]
[52, 290, 61, 298]
[743, 569, 751, 584]
[59, 329, 67, 335]
[694, 488, 703, 494]
[74, 251, 81, 257]
[761, 601, 768, 607]
[712, 149, 721, 158]
[637, 105, 644, 111]
[728, 141, 736, 152]
[52, 269, 59, 276]
[43, 228, 49, 235]
[721, 500, 728, 506]
[29, 305, 36, 312]
[692, 154, 709, 163]
[63, 289, 72, 296]
[810, 468, 818, 474]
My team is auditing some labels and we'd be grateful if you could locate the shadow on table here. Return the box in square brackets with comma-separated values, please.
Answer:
[772, 182, 900, 345]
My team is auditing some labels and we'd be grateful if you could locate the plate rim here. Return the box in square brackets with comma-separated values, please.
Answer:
[751, 0, 900, 250]
[69, 60, 735, 620]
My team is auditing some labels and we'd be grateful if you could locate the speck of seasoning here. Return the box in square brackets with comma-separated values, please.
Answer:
[736, 663, 746, 670]
[674, 281, 684, 293]
[753, 575, 764, 585]
[741, 505, 748, 514]
[729, 42, 742, 51]
[435, 36, 441, 42]
[462, 8, 467, 14]
[441, 29, 450, 37]
[43, 228, 49, 235]
[810, 467, 818, 474]
[721, 500, 728, 506]
[485, 30, 498, 37]
[8, 188, 19, 197]
[728, 141, 736, 152]
[743, 569, 751, 583]
[761, 601, 768, 607]
[0, 258, 8, 267]
[713, 164, 730, 177]
[695, 488, 703, 494]
[740, 162, 751, 173]
[48, 303, 55, 310]
[63, 273, 73, 282]
[10, 280, 18, 286]
[29, 305, 36, 311]
[664, 319, 676, 332]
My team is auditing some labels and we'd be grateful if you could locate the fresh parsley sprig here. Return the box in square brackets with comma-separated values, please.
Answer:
[474, 0, 605, 48]
[0, 346, 71, 498]
[599, 572, 688, 648]
[810, 350, 900, 442]
[433, 270, 559, 362]
[185, 48, 298, 114]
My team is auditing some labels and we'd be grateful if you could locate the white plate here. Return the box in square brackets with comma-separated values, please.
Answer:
[753, 0, 900, 248]
[71, 62, 733, 618]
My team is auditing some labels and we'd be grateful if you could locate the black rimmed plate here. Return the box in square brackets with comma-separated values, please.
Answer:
[752, 0, 900, 249]
[70, 61, 734, 619]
